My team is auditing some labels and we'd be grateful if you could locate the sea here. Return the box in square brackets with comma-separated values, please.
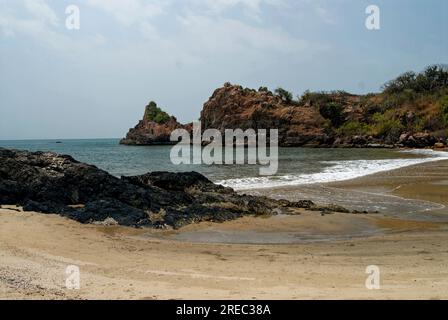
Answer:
[1, 138, 447, 191]
[2, 138, 448, 239]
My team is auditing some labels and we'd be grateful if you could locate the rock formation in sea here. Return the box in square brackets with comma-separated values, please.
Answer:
[120, 101, 191, 145]
[0, 148, 355, 229]
[121, 65, 448, 148]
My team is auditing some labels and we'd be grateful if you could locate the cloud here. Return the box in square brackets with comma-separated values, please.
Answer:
[0, 0, 106, 55]
[187, 0, 286, 20]
[85, 0, 168, 41]
[86, 0, 166, 26]
[0, 0, 58, 44]
[0, 0, 59, 38]
[23, 0, 59, 26]
[0, 0, 327, 73]
[315, 5, 335, 24]
[177, 13, 309, 56]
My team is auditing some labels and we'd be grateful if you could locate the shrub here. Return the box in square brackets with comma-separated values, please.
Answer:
[298, 90, 332, 106]
[441, 95, 448, 126]
[371, 111, 405, 140]
[382, 71, 416, 94]
[410, 116, 425, 133]
[423, 115, 445, 132]
[319, 102, 346, 127]
[274, 87, 293, 103]
[337, 121, 372, 136]
[382, 64, 448, 95]
[144, 101, 171, 124]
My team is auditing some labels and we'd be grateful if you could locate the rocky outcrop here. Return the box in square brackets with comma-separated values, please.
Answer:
[0, 148, 355, 229]
[199, 83, 448, 148]
[397, 132, 439, 148]
[120, 101, 191, 145]
[200, 83, 331, 147]
[121, 78, 447, 149]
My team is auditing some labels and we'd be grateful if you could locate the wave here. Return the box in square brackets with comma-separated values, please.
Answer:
[218, 149, 448, 190]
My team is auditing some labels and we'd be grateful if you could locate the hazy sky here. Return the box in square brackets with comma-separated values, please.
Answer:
[0, 0, 447, 139]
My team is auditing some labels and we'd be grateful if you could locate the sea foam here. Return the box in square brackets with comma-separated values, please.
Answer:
[218, 149, 448, 190]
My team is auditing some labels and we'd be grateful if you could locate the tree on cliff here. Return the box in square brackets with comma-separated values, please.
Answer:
[274, 87, 293, 103]
[382, 64, 448, 94]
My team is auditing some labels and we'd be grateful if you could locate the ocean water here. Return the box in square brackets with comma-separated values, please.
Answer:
[3, 138, 448, 219]
[1, 138, 448, 190]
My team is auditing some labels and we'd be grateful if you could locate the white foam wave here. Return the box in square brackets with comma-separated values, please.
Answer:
[218, 149, 448, 190]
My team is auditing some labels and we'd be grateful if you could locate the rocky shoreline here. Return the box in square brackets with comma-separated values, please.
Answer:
[0, 148, 360, 229]
[121, 82, 447, 149]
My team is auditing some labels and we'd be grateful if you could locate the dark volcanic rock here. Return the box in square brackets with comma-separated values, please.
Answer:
[0, 148, 352, 228]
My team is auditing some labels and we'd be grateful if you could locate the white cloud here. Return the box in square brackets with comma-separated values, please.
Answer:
[86, 0, 166, 26]
[0, 0, 106, 55]
[23, 0, 59, 26]
[188, 0, 285, 20]
[85, 0, 167, 41]
[315, 5, 335, 24]
[177, 13, 309, 56]
[0, 0, 326, 71]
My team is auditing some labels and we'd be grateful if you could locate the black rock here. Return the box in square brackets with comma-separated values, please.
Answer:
[0, 148, 352, 228]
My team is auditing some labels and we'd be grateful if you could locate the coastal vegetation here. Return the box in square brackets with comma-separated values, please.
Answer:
[441, 95, 448, 126]
[295, 64, 448, 143]
[274, 87, 293, 103]
[144, 101, 171, 124]
[122, 64, 448, 147]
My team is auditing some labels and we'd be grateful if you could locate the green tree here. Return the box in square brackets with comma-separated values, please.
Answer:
[319, 102, 346, 127]
[382, 65, 448, 94]
[440, 96, 448, 126]
[274, 87, 293, 103]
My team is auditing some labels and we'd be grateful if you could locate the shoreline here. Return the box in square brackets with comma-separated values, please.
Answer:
[161, 158, 448, 245]
[221, 148, 448, 191]
[1, 159, 448, 299]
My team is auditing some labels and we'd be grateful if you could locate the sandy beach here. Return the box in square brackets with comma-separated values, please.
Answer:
[1, 160, 448, 300]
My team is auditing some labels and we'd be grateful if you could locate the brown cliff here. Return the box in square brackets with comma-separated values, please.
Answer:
[200, 83, 332, 147]
[122, 65, 448, 148]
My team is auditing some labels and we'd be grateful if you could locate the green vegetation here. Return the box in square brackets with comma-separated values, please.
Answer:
[221, 65, 448, 143]
[371, 110, 405, 140]
[318, 102, 346, 127]
[144, 101, 171, 124]
[441, 96, 448, 126]
[298, 90, 353, 107]
[299, 90, 332, 106]
[274, 87, 293, 103]
[337, 121, 372, 136]
[382, 64, 448, 95]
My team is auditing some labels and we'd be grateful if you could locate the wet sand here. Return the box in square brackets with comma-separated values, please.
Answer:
[1, 160, 448, 299]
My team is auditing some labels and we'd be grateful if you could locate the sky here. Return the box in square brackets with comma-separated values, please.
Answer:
[0, 0, 447, 140]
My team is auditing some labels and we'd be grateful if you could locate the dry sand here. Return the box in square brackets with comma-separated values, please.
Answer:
[1, 160, 448, 300]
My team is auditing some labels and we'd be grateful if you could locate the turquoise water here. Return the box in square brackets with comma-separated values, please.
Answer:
[1, 138, 447, 190]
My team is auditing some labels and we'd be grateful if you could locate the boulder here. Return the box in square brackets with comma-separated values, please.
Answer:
[0, 148, 352, 228]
